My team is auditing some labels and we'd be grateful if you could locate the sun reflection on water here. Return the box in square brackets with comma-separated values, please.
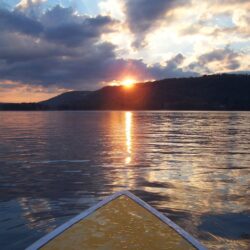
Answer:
[125, 112, 132, 164]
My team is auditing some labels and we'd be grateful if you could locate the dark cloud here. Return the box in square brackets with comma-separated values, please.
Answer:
[124, 0, 188, 47]
[0, 5, 197, 92]
[40, 5, 77, 27]
[187, 47, 241, 73]
[149, 54, 198, 79]
[0, 5, 118, 88]
[0, 41, 117, 89]
[0, 8, 43, 35]
[198, 47, 241, 70]
[15, 0, 46, 18]
[44, 15, 116, 47]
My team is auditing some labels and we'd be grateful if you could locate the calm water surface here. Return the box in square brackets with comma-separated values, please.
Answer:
[0, 111, 249, 250]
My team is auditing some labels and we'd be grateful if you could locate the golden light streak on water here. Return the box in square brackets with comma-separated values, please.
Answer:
[125, 111, 132, 164]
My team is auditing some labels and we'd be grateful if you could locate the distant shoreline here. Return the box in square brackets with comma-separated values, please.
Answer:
[1, 74, 250, 111]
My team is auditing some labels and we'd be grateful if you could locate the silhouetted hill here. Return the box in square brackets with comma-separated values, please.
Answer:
[0, 74, 249, 110]
[40, 91, 91, 108]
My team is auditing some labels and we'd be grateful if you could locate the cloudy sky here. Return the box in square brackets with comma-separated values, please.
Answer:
[0, 0, 249, 102]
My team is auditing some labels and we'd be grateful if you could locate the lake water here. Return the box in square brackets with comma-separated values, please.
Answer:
[0, 111, 249, 250]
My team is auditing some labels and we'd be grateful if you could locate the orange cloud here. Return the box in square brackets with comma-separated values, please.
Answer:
[0, 81, 68, 103]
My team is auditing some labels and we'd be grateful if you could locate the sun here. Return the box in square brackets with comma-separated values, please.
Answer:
[122, 78, 136, 88]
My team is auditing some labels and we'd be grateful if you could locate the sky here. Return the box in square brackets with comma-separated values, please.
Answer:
[0, 0, 249, 102]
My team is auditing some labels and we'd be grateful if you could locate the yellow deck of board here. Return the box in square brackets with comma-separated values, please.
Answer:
[41, 195, 195, 250]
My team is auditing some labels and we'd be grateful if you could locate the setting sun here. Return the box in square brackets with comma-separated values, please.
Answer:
[122, 79, 136, 88]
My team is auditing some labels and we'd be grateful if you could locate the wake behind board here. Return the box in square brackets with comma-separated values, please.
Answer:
[27, 191, 206, 250]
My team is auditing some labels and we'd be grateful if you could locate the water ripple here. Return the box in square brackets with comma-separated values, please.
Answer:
[0, 111, 249, 249]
